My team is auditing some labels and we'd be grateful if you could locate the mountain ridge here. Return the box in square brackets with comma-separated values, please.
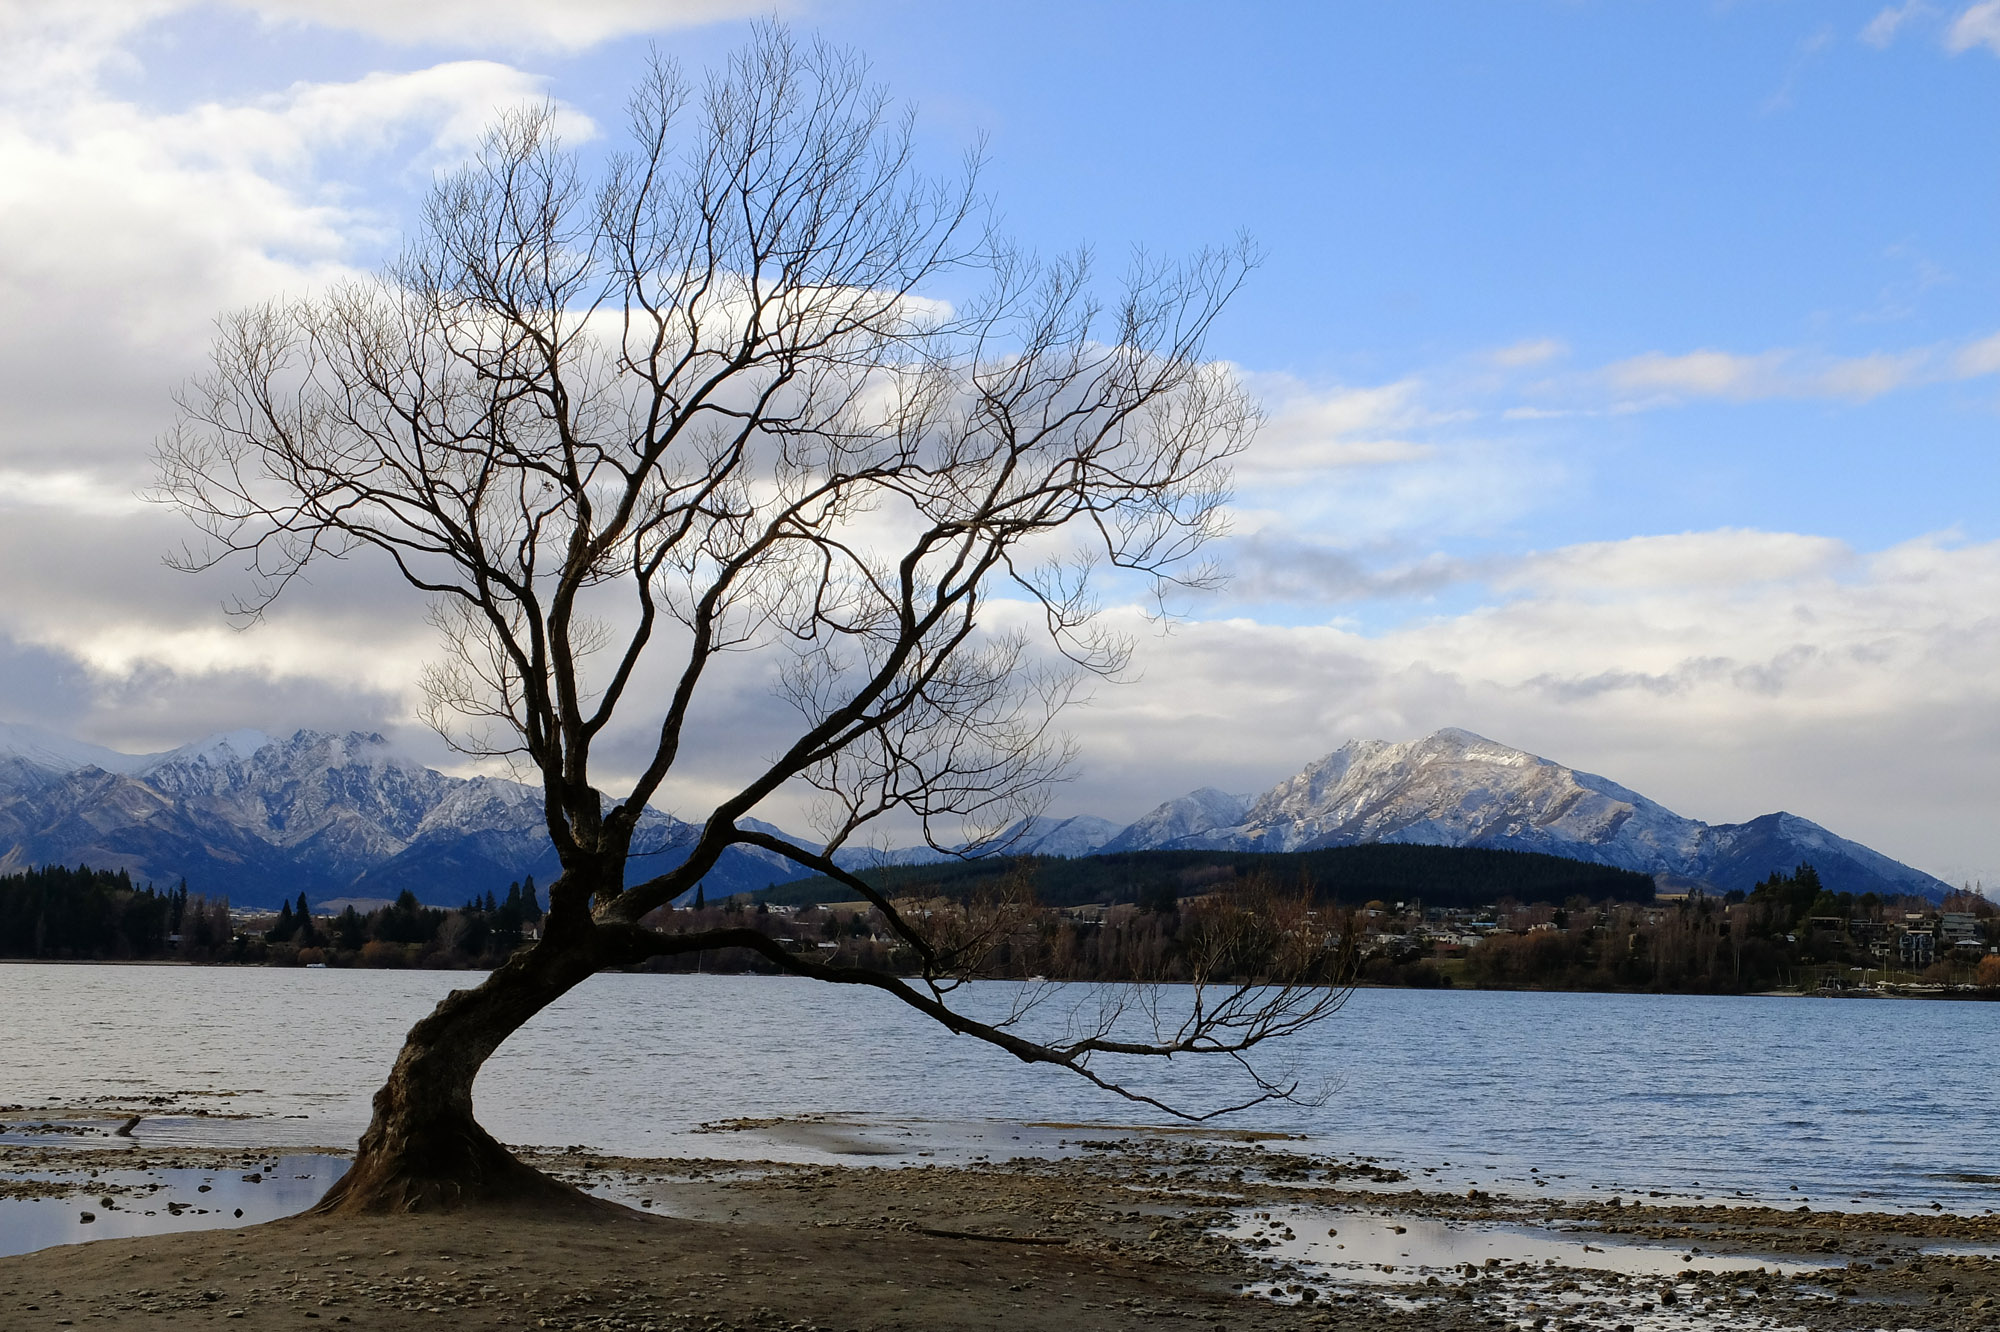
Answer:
[1056, 728, 1950, 901]
[0, 728, 807, 909]
[0, 724, 1954, 907]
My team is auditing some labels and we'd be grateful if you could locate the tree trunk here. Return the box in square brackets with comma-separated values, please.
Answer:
[312, 928, 614, 1215]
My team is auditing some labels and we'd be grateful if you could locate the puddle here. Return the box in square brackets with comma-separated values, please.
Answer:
[0, 1113, 354, 1154]
[126, 1115, 354, 1152]
[0, 1153, 348, 1257]
[1222, 1206, 1840, 1284]
[0, 1118, 142, 1150]
[1922, 1241, 2000, 1260]
[1224, 1207, 1846, 1332]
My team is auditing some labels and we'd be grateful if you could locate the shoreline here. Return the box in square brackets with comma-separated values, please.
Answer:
[5, 1121, 1999, 1329]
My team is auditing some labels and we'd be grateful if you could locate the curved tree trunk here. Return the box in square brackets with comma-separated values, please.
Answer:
[313, 922, 614, 1215]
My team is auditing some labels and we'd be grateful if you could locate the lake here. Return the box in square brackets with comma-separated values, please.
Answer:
[1, 964, 1994, 1213]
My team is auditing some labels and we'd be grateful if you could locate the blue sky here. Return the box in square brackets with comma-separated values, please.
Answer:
[3, 0, 1999, 885]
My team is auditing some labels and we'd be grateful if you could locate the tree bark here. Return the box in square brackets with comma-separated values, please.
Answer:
[312, 927, 614, 1215]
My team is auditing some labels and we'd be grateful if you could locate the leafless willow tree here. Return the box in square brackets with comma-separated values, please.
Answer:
[155, 28, 1348, 1213]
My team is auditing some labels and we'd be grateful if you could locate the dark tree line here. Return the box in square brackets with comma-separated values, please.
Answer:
[0, 866, 550, 969]
[260, 881, 546, 968]
[0, 866, 231, 961]
[763, 843, 1657, 913]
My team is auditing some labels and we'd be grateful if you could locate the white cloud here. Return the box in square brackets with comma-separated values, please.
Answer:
[174, 62, 593, 173]
[1603, 347, 1928, 403]
[1606, 349, 1789, 399]
[0, 12, 592, 487]
[1487, 337, 1567, 368]
[1236, 373, 1442, 475]
[1862, 2, 1936, 47]
[1216, 368, 1574, 553]
[1589, 324, 2000, 406]
[0, 469, 148, 516]
[1499, 405, 1587, 421]
[0, 8, 627, 762]
[233, 0, 782, 49]
[1952, 331, 2000, 376]
[1497, 530, 1853, 595]
[1763, 27, 1834, 114]
[1948, 0, 2000, 53]
[0, 0, 777, 56]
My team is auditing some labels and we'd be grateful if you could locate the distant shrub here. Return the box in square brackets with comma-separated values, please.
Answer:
[360, 939, 408, 968]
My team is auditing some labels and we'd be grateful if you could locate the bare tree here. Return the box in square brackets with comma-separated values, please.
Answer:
[156, 28, 1345, 1213]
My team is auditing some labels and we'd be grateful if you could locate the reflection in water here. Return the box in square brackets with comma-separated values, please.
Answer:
[0, 1154, 347, 1259]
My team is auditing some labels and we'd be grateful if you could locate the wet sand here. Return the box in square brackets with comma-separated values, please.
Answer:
[4, 1123, 2000, 1330]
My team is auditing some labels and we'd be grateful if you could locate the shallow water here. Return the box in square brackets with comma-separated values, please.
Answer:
[3, 966, 1998, 1212]
[0, 1153, 346, 1257]
[1223, 1206, 1837, 1284]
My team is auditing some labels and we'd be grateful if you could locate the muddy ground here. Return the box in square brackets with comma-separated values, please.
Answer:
[2, 1122, 1998, 1330]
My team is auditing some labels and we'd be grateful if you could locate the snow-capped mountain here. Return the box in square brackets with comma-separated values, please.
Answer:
[995, 814, 1125, 859]
[0, 729, 810, 909]
[1098, 788, 1248, 854]
[827, 812, 1125, 870]
[0, 723, 1955, 907]
[838, 728, 1950, 901]
[1177, 728, 1708, 866]
[0, 721, 165, 777]
[1106, 729, 1952, 900]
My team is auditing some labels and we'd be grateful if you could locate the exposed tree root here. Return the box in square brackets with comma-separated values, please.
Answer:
[313, 1118, 617, 1216]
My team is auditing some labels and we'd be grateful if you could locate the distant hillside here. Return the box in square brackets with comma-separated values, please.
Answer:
[759, 842, 1657, 912]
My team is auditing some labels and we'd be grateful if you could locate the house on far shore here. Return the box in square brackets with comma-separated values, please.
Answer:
[1940, 912, 1981, 945]
[1900, 930, 1936, 969]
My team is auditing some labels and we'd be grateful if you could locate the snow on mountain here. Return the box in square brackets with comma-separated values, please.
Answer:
[702, 729, 1955, 900]
[1098, 787, 1248, 853]
[0, 721, 163, 776]
[0, 721, 1957, 906]
[1211, 728, 1710, 874]
[1107, 728, 1952, 901]
[1692, 811, 1948, 899]
[994, 814, 1125, 859]
[138, 728, 276, 772]
[0, 727, 808, 909]
[137, 731, 453, 868]
[823, 814, 1126, 870]
[830, 842, 953, 871]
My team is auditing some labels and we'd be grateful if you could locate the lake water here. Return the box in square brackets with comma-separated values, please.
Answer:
[1, 965, 1995, 1214]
